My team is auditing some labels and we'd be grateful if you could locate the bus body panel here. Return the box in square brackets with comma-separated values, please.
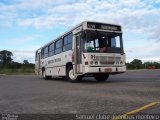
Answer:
[81, 53, 126, 74]
[82, 66, 126, 74]
[41, 50, 73, 76]
[35, 49, 41, 75]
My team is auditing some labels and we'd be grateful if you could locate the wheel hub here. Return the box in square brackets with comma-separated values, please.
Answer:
[69, 69, 76, 80]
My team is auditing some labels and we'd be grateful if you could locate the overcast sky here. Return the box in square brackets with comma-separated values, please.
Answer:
[0, 0, 160, 63]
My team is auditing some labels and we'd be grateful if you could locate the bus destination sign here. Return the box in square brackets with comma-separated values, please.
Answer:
[87, 22, 121, 31]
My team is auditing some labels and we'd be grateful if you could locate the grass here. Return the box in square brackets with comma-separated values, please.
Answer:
[0, 68, 35, 75]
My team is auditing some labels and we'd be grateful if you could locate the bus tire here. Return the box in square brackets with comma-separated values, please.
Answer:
[42, 69, 52, 80]
[94, 73, 109, 82]
[66, 66, 81, 82]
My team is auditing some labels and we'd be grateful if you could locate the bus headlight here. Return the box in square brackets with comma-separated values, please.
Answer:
[95, 61, 98, 65]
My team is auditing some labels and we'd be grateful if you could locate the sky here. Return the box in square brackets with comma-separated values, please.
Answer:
[0, 0, 160, 63]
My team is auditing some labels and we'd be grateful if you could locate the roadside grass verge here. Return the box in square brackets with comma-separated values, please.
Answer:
[0, 68, 35, 75]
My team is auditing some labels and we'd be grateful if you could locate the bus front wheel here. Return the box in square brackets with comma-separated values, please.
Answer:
[94, 73, 109, 82]
[66, 66, 81, 82]
[42, 69, 52, 80]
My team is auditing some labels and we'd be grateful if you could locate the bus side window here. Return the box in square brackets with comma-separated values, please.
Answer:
[44, 47, 48, 58]
[55, 39, 62, 54]
[49, 43, 54, 57]
[63, 33, 72, 52]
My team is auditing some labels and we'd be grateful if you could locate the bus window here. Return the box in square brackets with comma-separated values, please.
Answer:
[55, 39, 62, 54]
[63, 33, 72, 51]
[44, 47, 48, 58]
[111, 36, 120, 48]
[83, 30, 123, 53]
[111, 37, 116, 47]
[49, 43, 54, 57]
[95, 39, 99, 50]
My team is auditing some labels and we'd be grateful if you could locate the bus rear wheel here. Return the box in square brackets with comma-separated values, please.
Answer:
[42, 69, 52, 80]
[66, 66, 81, 82]
[94, 73, 109, 82]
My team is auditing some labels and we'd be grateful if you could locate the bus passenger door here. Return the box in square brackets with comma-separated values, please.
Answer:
[75, 33, 82, 74]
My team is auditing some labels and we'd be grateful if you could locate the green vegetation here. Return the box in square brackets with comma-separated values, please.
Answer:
[0, 50, 35, 74]
[1, 50, 159, 74]
[0, 68, 34, 75]
[126, 59, 160, 70]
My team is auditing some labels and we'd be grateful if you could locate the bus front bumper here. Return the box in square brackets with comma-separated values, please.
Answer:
[82, 66, 126, 74]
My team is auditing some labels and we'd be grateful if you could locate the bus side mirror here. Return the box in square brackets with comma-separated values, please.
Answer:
[81, 31, 86, 39]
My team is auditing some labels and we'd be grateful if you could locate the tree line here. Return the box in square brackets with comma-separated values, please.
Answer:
[0, 50, 34, 70]
[126, 59, 160, 69]
[0, 50, 160, 71]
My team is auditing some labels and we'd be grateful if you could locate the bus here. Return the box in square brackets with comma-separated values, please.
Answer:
[35, 21, 126, 82]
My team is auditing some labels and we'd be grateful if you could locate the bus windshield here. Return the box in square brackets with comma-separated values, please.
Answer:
[83, 30, 124, 53]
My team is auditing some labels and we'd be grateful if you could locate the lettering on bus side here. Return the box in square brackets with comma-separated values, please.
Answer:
[54, 58, 61, 62]
[48, 60, 54, 64]
[48, 58, 61, 64]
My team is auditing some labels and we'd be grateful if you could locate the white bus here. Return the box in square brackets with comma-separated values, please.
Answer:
[35, 21, 126, 82]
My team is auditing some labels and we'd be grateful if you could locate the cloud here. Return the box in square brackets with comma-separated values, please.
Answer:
[1, 0, 160, 62]
[12, 50, 35, 63]
[11, 47, 41, 63]
[148, 25, 160, 41]
[1, 0, 160, 33]
[6, 35, 40, 45]
[126, 39, 160, 62]
[155, 0, 160, 4]
[121, 0, 144, 7]
[15, 0, 160, 35]
[2, 35, 42, 63]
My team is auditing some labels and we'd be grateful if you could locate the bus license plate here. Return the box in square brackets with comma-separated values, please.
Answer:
[105, 68, 112, 72]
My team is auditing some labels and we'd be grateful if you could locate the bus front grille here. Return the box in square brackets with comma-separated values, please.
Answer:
[96, 56, 121, 65]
